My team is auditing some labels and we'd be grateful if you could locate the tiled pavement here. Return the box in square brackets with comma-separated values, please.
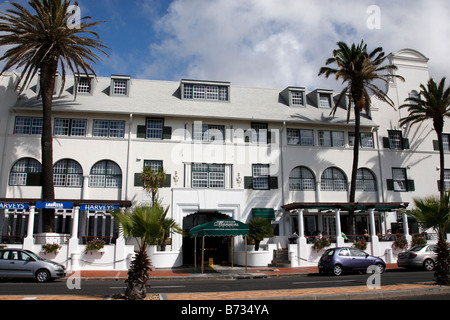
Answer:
[1, 264, 449, 300]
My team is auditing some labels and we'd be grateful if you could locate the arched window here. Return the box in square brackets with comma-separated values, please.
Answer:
[9, 158, 42, 186]
[321, 167, 347, 191]
[89, 160, 122, 188]
[356, 168, 377, 191]
[289, 166, 316, 191]
[53, 159, 83, 187]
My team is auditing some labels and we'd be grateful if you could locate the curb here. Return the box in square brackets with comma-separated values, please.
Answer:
[267, 286, 450, 300]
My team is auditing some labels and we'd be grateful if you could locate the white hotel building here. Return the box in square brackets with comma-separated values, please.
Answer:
[0, 48, 448, 270]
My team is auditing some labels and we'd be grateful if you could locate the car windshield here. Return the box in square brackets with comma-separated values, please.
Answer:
[410, 245, 427, 252]
[25, 251, 45, 261]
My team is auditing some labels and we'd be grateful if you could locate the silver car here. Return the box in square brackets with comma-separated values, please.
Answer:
[397, 244, 437, 271]
[0, 249, 66, 282]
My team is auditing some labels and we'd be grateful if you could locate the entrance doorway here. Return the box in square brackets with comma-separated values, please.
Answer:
[182, 211, 230, 265]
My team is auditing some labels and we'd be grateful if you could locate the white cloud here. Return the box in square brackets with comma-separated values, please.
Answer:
[138, 0, 450, 91]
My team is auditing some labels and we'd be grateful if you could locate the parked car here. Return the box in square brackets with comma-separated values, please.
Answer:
[0, 249, 66, 282]
[318, 247, 386, 276]
[397, 244, 437, 271]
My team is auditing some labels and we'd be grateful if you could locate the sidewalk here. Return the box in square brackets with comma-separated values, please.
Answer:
[1, 264, 449, 300]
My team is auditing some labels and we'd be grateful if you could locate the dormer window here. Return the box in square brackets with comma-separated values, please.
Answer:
[77, 78, 91, 94]
[75, 74, 96, 96]
[319, 93, 332, 108]
[290, 89, 306, 107]
[181, 79, 230, 102]
[111, 75, 131, 97]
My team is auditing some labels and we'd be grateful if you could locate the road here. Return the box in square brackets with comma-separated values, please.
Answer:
[0, 269, 439, 297]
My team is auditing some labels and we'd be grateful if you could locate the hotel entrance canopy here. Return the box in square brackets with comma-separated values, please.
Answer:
[189, 219, 249, 274]
[189, 219, 249, 238]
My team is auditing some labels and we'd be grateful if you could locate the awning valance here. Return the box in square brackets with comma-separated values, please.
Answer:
[252, 208, 275, 221]
[189, 219, 249, 238]
[282, 202, 409, 212]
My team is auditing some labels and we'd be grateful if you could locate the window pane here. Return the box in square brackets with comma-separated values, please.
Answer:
[147, 119, 163, 139]
[71, 119, 86, 136]
[77, 78, 90, 93]
[300, 130, 314, 146]
[287, 129, 300, 145]
[389, 131, 403, 149]
[93, 120, 109, 137]
[113, 80, 127, 95]
[319, 131, 331, 147]
[319, 94, 331, 108]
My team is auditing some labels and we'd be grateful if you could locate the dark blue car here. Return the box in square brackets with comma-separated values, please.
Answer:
[318, 247, 386, 276]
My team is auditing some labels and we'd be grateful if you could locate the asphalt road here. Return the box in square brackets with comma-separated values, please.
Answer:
[0, 269, 438, 297]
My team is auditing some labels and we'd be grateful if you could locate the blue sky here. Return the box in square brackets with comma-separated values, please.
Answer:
[1, 0, 450, 91]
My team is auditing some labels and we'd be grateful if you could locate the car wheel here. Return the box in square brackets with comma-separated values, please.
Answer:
[375, 263, 385, 274]
[423, 259, 435, 271]
[332, 264, 343, 276]
[35, 269, 51, 283]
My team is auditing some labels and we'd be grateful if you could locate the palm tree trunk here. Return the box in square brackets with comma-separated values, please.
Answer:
[434, 120, 446, 199]
[347, 104, 361, 235]
[40, 58, 58, 233]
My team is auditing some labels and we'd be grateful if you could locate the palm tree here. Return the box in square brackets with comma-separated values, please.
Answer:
[141, 165, 167, 204]
[112, 204, 164, 300]
[0, 0, 108, 232]
[407, 194, 450, 285]
[399, 78, 450, 197]
[318, 41, 403, 234]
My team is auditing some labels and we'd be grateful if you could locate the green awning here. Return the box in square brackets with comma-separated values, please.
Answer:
[189, 219, 249, 238]
[252, 208, 275, 221]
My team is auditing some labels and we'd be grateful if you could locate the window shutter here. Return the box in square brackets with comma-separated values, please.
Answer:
[163, 174, 171, 188]
[134, 173, 144, 187]
[163, 127, 172, 140]
[402, 138, 410, 150]
[137, 125, 146, 139]
[244, 176, 253, 189]
[269, 177, 278, 189]
[267, 131, 272, 144]
[386, 179, 394, 191]
[433, 140, 440, 151]
[407, 180, 415, 192]
[383, 137, 391, 149]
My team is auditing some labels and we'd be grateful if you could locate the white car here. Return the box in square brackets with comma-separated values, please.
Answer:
[0, 249, 66, 282]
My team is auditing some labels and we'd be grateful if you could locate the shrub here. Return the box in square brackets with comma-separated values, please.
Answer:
[313, 238, 331, 251]
[353, 239, 367, 250]
[392, 237, 408, 250]
[42, 243, 61, 254]
[85, 239, 105, 252]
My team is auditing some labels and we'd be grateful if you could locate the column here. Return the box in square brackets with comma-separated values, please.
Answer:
[115, 207, 128, 270]
[368, 208, 380, 256]
[402, 211, 412, 242]
[335, 208, 344, 246]
[296, 209, 307, 266]
[69, 207, 80, 271]
[23, 206, 36, 250]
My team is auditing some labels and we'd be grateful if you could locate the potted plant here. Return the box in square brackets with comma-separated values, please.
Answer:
[392, 237, 408, 250]
[248, 217, 274, 251]
[313, 238, 331, 251]
[85, 239, 105, 254]
[41, 243, 61, 254]
[353, 239, 367, 250]
[0, 245, 7, 249]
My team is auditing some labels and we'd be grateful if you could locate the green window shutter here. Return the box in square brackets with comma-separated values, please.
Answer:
[137, 125, 147, 139]
[407, 180, 415, 192]
[402, 138, 410, 150]
[244, 176, 253, 189]
[163, 127, 172, 140]
[269, 176, 278, 189]
[433, 140, 439, 151]
[386, 179, 394, 191]
[163, 174, 171, 188]
[267, 131, 272, 144]
[383, 137, 391, 149]
[134, 173, 144, 187]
